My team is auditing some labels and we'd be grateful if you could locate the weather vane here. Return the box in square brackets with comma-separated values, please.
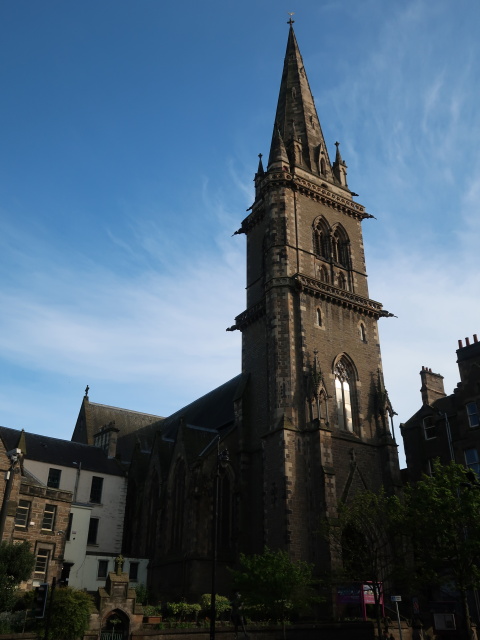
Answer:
[287, 12, 295, 26]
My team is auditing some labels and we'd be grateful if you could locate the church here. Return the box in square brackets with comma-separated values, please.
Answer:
[73, 22, 402, 601]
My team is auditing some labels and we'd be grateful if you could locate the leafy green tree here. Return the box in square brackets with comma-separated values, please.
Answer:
[325, 489, 404, 637]
[45, 587, 93, 640]
[229, 547, 318, 635]
[404, 461, 480, 640]
[0, 541, 35, 612]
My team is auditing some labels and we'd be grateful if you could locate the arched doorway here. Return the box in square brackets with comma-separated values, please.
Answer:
[100, 608, 130, 640]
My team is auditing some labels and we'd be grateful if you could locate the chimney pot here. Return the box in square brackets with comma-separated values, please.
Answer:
[466, 337, 470, 346]
[474, 334, 478, 343]
[459, 340, 463, 348]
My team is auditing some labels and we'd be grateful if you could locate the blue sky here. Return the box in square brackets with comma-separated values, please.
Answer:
[1, 0, 480, 467]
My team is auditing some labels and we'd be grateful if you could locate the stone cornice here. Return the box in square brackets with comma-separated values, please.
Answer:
[291, 174, 371, 220]
[240, 202, 266, 234]
[294, 274, 393, 318]
[234, 300, 266, 331]
[232, 273, 392, 331]
[239, 171, 372, 234]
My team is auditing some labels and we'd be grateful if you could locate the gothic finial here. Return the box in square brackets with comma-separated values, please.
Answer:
[257, 153, 265, 176]
[84, 385, 89, 398]
[332, 141, 348, 187]
[287, 12, 295, 26]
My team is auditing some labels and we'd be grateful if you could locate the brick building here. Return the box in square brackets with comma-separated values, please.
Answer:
[0, 424, 148, 591]
[121, 22, 401, 601]
[401, 334, 480, 482]
[0, 431, 72, 588]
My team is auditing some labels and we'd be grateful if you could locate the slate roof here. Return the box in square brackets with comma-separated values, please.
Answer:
[0, 425, 125, 477]
[400, 393, 455, 430]
[160, 373, 245, 440]
[117, 374, 246, 464]
[72, 397, 163, 446]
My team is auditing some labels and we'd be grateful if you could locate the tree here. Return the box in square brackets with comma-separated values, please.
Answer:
[0, 541, 35, 612]
[325, 489, 404, 638]
[229, 547, 318, 636]
[44, 587, 93, 640]
[404, 461, 480, 640]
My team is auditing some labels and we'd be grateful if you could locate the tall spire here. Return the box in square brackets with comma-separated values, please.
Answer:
[268, 23, 334, 181]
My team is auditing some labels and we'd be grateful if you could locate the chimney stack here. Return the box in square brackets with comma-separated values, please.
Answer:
[420, 366, 446, 405]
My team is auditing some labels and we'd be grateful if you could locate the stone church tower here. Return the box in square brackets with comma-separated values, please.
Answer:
[120, 23, 402, 601]
[232, 22, 401, 567]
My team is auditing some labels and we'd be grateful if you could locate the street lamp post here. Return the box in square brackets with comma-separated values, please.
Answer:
[210, 439, 229, 640]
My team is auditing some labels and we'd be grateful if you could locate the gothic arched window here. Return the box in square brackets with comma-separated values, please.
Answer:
[316, 308, 322, 326]
[319, 266, 329, 284]
[334, 359, 356, 433]
[337, 272, 347, 290]
[313, 218, 330, 258]
[359, 323, 367, 342]
[332, 225, 350, 268]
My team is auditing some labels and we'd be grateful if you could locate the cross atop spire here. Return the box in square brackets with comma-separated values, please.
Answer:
[287, 12, 295, 26]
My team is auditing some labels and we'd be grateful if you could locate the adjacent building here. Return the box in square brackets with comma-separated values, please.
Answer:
[0, 425, 148, 591]
[401, 334, 480, 482]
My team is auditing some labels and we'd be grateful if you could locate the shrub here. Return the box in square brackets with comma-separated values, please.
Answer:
[43, 587, 94, 640]
[134, 583, 149, 605]
[200, 594, 231, 619]
[143, 604, 162, 616]
[166, 601, 201, 621]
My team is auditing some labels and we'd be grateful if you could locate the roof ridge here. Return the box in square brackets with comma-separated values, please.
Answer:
[88, 402, 163, 418]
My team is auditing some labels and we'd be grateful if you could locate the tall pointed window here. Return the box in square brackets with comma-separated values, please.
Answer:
[332, 226, 350, 268]
[146, 473, 160, 555]
[319, 266, 329, 284]
[171, 460, 185, 550]
[313, 218, 330, 258]
[337, 272, 347, 290]
[359, 323, 367, 342]
[316, 308, 322, 326]
[334, 360, 356, 433]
